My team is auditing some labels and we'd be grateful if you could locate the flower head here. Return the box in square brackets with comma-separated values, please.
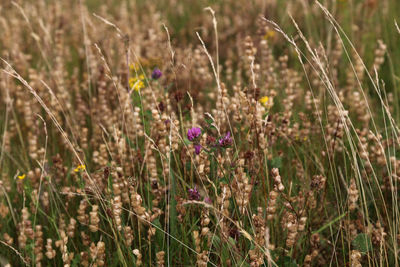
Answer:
[218, 132, 233, 147]
[18, 174, 26, 180]
[188, 187, 201, 201]
[74, 164, 86, 173]
[263, 30, 276, 40]
[129, 75, 145, 91]
[187, 127, 201, 141]
[204, 197, 212, 204]
[260, 96, 269, 107]
[129, 63, 139, 72]
[151, 68, 162, 80]
[194, 144, 202, 155]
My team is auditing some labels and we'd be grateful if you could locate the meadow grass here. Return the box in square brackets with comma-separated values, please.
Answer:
[0, 0, 400, 266]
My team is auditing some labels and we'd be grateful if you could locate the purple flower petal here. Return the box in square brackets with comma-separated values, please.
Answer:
[151, 68, 162, 80]
[218, 131, 232, 147]
[187, 127, 201, 141]
[188, 187, 201, 200]
[204, 197, 212, 204]
[194, 144, 202, 155]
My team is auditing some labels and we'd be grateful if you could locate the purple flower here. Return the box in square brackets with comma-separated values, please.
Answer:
[218, 132, 233, 147]
[151, 68, 162, 80]
[187, 127, 201, 141]
[188, 187, 201, 200]
[204, 197, 212, 204]
[194, 144, 202, 155]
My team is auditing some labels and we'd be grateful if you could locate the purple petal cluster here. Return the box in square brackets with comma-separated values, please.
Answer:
[151, 68, 162, 80]
[218, 132, 233, 147]
[204, 197, 212, 204]
[188, 187, 201, 201]
[187, 127, 201, 141]
[194, 144, 202, 155]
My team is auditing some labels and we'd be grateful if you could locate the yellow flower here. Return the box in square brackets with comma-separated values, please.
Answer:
[129, 58, 153, 71]
[129, 63, 140, 71]
[263, 30, 276, 40]
[18, 174, 26, 180]
[129, 75, 145, 91]
[74, 164, 86, 172]
[260, 96, 269, 107]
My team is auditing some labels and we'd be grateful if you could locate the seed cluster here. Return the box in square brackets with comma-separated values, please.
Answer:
[0, 0, 398, 266]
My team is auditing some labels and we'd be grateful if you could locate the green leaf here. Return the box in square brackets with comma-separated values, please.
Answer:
[205, 117, 213, 125]
[312, 213, 347, 234]
[352, 233, 372, 253]
[71, 253, 81, 266]
[228, 237, 236, 246]
[144, 109, 153, 120]
[276, 256, 298, 267]
[211, 235, 221, 247]
[262, 111, 269, 120]
[270, 157, 282, 169]
[153, 219, 164, 249]
[219, 176, 230, 184]
[183, 137, 191, 145]
[169, 168, 178, 265]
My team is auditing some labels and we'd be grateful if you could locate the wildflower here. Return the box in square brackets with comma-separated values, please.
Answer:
[129, 63, 139, 71]
[188, 187, 201, 201]
[206, 135, 216, 146]
[263, 30, 276, 40]
[18, 174, 26, 180]
[194, 144, 202, 155]
[151, 68, 162, 80]
[260, 96, 269, 107]
[129, 75, 145, 91]
[204, 197, 212, 204]
[74, 164, 86, 172]
[187, 127, 201, 141]
[218, 132, 233, 147]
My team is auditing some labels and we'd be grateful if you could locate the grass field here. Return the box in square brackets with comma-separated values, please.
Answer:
[1, 0, 400, 266]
